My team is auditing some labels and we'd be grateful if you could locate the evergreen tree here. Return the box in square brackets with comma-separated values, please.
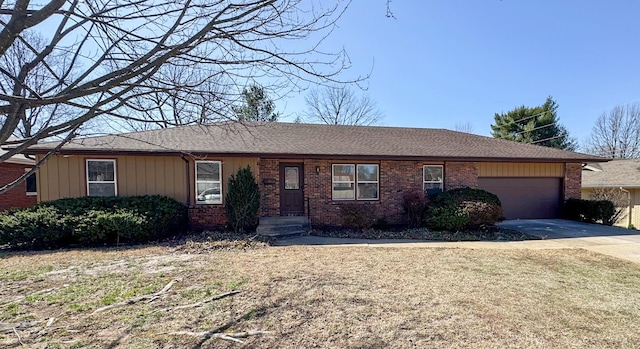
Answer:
[491, 97, 576, 151]
[225, 166, 261, 233]
[233, 84, 280, 122]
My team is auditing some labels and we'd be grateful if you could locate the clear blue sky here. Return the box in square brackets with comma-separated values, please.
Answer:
[277, 0, 640, 147]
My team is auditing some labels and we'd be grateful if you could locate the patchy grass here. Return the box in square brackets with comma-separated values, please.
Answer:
[1, 243, 639, 348]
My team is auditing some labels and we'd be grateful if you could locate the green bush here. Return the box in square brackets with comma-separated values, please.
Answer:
[564, 198, 618, 226]
[428, 187, 504, 228]
[340, 204, 377, 229]
[0, 195, 187, 250]
[402, 191, 429, 228]
[425, 204, 469, 232]
[225, 166, 260, 233]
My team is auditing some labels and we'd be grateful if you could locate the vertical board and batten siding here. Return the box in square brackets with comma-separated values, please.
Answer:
[477, 162, 564, 177]
[632, 189, 640, 228]
[37, 155, 259, 205]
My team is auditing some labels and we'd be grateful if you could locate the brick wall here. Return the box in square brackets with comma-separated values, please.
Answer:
[188, 205, 226, 230]
[302, 160, 476, 227]
[445, 162, 478, 189]
[564, 162, 582, 200]
[259, 159, 280, 217]
[0, 163, 37, 211]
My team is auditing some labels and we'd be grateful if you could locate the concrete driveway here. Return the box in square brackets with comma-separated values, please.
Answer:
[498, 219, 640, 264]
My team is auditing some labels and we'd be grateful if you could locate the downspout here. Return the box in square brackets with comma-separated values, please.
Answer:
[181, 155, 190, 206]
[620, 187, 631, 228]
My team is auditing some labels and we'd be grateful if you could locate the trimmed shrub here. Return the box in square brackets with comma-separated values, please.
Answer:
[564, 198, 618, 226]
[402, 191, 429, 228]
[340, 204, 377, 229]
[428, 187, 504, 228]
[425, 204, 469, 232]
[225, 166, 260, 233]
[0, 195, 187, 250]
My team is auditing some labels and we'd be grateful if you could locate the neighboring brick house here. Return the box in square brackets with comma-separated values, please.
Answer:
[0, 148, 37, 211]
[24, 122, 605, 228]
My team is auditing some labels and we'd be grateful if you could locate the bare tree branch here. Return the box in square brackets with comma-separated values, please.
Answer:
[0, 0, 364, 194]
[585, 103, 640, 159]
[303, 85, 383, 126]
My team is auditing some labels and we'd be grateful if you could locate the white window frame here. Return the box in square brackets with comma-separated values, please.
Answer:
[195, 160, 222, 205]
[356, 164, 379, 201]
[332, 164, 355, 201]
[332, 163, 379, 201]
[86, 159, 118, 196]
[423, 165, 444, 191]
[25, 168, 37, 196]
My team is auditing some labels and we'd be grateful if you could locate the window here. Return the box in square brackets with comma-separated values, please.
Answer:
[284, 167, 299, 190]
[423, 165, 443, 192]
[332, 164, 379, 200]
[86, 159, 117, 196]
[195, 161, 222, 204]
[25, 168, 36, 196]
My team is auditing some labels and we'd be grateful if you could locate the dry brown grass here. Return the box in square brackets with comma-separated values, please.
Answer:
[1, 243, 640, 348]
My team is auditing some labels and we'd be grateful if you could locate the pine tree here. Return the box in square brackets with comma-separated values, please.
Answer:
[491, 96, 576, 151]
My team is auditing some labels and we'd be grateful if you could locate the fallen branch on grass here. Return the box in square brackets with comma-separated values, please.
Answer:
[91, 279, 179, 315]
[163, 329, 269, 344]
[0, 318, 54, 334]
[153, 290, 241, 314]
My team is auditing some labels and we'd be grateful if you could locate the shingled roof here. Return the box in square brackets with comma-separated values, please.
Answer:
[583, 159, 640, 188]
[25, 122, 605, 162]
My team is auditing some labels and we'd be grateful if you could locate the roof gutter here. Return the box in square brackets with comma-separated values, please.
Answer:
[181, 155, 190, 207]
[19, 148, 608, 163]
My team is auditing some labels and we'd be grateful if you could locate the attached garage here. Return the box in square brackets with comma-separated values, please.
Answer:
[478, 177, 562, 219]
[477, 162, 565, 219]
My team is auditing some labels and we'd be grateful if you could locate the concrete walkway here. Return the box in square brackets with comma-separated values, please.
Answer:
[273, 219, 640, 264]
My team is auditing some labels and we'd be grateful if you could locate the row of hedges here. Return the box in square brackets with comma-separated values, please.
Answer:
[0, 195, 187, 250]
[340, 187, 505, 232]
[564, 198, 617, 226]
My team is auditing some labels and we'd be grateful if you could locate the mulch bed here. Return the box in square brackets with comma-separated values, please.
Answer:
[310, 225, 541, 242]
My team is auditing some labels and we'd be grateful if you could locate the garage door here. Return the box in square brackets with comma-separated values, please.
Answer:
[477, 177, 562, 219]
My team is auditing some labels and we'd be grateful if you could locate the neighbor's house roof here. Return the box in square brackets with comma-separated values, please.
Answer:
[24, 122, 606, 162]
[1, 137, 35, 166]
[582, 159, 640, 188]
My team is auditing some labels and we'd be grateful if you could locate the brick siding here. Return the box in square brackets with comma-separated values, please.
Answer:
[260, 159, 478, 226]
[188, 205, 226, 230]
[0, 163, 37, 211]
[564, 163, 582, 200]
[445, 162, 478, 189]
[259, 159, 280, 217]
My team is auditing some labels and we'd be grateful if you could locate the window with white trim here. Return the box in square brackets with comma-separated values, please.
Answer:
[195, 161, 222, 204]
[423, 165, 443, 192]
[25, 168, 36, 196]
[86, 159, 117, 196]
[332, 164, 379, 200]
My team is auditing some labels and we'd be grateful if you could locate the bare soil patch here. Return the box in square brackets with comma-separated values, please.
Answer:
[1, 242, 639, 348]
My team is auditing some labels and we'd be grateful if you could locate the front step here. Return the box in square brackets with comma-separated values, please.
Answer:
[257, 216, 310, 237]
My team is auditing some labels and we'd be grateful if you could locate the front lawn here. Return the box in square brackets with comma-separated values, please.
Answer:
[1, 241, 639, 348]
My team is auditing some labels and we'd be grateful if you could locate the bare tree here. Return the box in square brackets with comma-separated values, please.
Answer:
[587, 188, 628, 225]
[304, 85, 383, 126]
[0, 0, 359, 193]
[585, 104, 640, 159]
[454, 122, 475, 134]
